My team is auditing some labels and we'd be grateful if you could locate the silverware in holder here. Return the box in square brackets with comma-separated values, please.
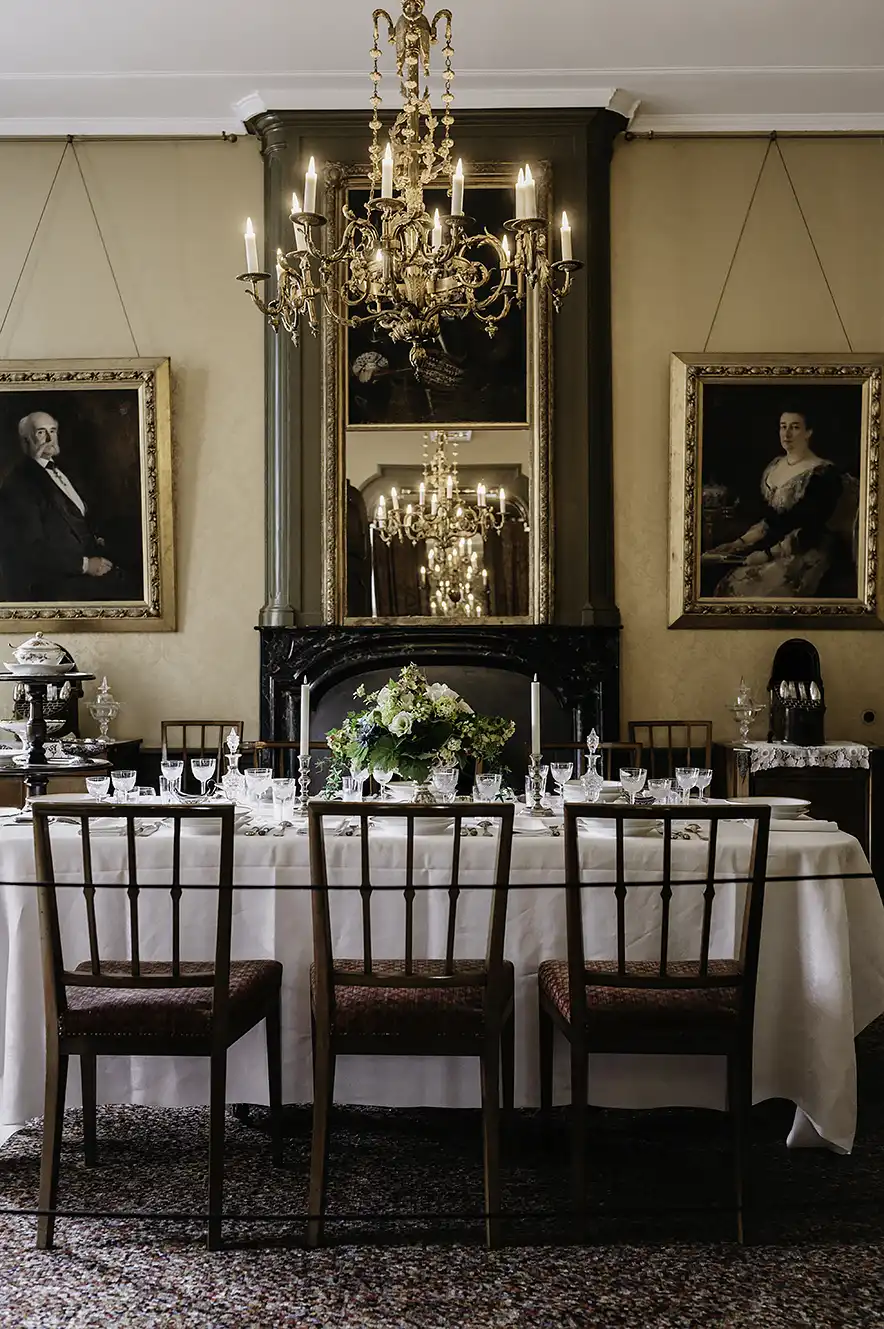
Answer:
[767, 638, 825, 746]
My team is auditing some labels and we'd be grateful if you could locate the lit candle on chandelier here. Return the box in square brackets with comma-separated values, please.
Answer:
[501, 234, 512, 285]
[303, 156, 318, 213]
[515, 167, 526, 221]
[291, 191, 308, 252]
[451, 158, 465, 216]
[523, 164, 536, 218]
[446, 473, 453, 500]
[499, 486, 506, 515]
[431, 208, 443, 251]
[381, 142, 394, 198]
[560, 210, 572, 262]
[477, 483, 485, 507]
[377, 494, 386, 526]
[420, 565, 426, 585]
[275, 248, 283, 287]
[244, 217, 259, 273]
[390, 487, 399, 511]
[419, 481, 426, 507]
[431, 492, 438, 515]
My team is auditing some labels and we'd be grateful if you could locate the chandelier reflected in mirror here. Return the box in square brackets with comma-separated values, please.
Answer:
[238, 0, 582, 373]
[372, 430, 511, 617]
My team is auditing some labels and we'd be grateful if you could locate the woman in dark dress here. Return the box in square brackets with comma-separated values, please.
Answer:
[704, 408, 857, 598]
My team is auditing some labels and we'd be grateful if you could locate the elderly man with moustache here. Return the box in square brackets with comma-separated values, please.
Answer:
[0, 410, 136, 602]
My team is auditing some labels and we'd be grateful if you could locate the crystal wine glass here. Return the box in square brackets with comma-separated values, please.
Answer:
[350, 766, 369, 798]
[85, 775, 110, 802]
[549, 762, 573, 803]
[191, 757, 216, 799]
[619, 766, 647, 806]
[475, 772, 502, 801]
[675, 767, 699, 805]
[431, 766, 459, 802]
[647, 777, 674, 805]
[373, 766, 394, 800]
[695, 768, 713, 802]
[111, 768, 137, 803]
[271, 776, 295, 822]
[160, 758, 184, 795]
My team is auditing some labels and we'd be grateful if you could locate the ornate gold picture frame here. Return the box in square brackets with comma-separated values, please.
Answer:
[0, 358, 175, 630]
[668, 353, 882, 629]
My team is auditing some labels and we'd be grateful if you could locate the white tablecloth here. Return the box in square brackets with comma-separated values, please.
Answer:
[1, 816, 883, 1154]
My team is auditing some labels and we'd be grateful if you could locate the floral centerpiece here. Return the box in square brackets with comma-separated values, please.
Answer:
[326, 664, 515, 790]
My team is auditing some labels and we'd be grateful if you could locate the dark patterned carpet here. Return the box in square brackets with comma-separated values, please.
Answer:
[0, 1020, 882, 1326]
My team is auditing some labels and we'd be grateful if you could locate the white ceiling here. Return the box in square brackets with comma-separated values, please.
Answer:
[1, 0, 883, 136]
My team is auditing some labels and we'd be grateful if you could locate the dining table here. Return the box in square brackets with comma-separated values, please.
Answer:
[1, 800, 883, 1156]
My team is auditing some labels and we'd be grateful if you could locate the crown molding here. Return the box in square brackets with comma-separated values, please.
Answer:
[629, 111, 884, 134]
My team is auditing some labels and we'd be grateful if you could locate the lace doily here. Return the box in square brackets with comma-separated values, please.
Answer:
[740, 742, 869, 773]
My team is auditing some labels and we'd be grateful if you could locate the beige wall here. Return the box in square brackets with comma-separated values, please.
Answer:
[611, 136, 884, 742]
[0, 140, 265, 742]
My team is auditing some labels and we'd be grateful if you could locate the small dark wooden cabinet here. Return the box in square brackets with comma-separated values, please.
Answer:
[714, 742, 883, 895]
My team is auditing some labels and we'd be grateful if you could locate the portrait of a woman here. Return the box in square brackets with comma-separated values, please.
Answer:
[702, 402, 859, 600]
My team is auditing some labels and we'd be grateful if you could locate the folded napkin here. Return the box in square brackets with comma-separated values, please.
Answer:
[769, 818, 839, 833]
[81, 817, 161, 837]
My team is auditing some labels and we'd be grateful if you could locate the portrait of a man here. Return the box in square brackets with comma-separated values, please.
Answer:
[0, 360, 175, 629]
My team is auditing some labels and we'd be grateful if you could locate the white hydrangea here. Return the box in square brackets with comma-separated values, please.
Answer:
[427, 681, 459, 703]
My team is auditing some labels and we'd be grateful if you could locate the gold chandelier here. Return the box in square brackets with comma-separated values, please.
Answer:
[238, 0, 582, 372]
[373, 431, 501, 616]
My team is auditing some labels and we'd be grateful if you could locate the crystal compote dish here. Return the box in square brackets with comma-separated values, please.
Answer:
[87, 677, 121, 741]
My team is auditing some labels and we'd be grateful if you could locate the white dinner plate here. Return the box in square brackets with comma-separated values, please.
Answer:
[578, 817, 660, 837]
[372, 816, 455, 835]
[514, 817, 559, 835]
[727, 795, 811, 820]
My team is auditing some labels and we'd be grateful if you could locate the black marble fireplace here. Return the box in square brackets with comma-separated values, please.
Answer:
[259, 625, 620, 784]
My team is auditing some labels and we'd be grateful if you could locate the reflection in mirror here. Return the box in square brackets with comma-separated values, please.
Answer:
[347, 430, 531, 619]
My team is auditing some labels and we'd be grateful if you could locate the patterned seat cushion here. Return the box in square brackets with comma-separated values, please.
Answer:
[538, 958, 742, 1027]
[311, 959, 514, 1040]
[61, 959, 282, 1039]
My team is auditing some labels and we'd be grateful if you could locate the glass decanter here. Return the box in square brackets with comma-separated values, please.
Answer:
[220, 726, 246, 802]
[728, 677, 764, 742]
[87, 676, 121, 741]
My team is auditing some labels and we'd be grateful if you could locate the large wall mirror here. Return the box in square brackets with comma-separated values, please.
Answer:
[321, 160, 552, 624]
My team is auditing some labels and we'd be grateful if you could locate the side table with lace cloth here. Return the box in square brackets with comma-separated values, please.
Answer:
[715, 740, 882, 899]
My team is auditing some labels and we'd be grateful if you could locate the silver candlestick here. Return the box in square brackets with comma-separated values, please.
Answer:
[297, 753, 311, 814]
[524, 753, 548, 818]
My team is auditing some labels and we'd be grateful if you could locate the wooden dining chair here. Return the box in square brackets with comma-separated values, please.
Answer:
[160, 721, 244, 791]
[31, 800, 283, 1251]
[307, 800, 516, 1249]
[537, 801, 771, 1241]
[627, 721, 713, 779]
[539, 740, 643, 779]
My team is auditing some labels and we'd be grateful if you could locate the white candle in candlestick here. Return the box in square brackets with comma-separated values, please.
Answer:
[477, 483, 485, 507]
[501, 234, 512, 285]
[431, 492, 438, 515]
[524, 164, 536, 218]
[419, 481, 426, 507]
[499, 486, 506, 515]
[303, 157, 318, 213]
[275, 248, 283, 286]
[451, 158, 465, 216]
[515, 167, 525, 221]
[300, 678, 311, 760]
[390, 486, 399, 511]
[381, 142, 394, 198]
[446, 473, 453, 500]
[431, 208, 443, 251]
[531, 675, 541, 756]
[560, 210, 572, 262]
[244, 217, 259, 273]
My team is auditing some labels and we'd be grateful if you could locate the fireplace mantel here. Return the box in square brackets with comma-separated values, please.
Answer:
[260, 624, 620, 747]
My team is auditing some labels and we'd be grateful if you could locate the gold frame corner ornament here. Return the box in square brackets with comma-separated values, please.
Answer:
[320, 161, 553, 626]
[0, 357, 176, 632]
[668, 352, 883, 630]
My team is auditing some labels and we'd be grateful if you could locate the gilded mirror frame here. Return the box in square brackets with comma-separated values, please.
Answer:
[320, 160, 553, 625]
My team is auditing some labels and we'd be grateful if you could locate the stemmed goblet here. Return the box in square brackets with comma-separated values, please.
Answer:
[191, 757, 216, 800]
[111, 769, 137, 803]
[675, 767, 700, 805]
[475, 772, 502, 801]
[550, 762, 573, 804]
[695, 768, 713, 802]
[373, 766, 394, 801]
[160, 758, 184, 797]
[431, 766, 459, 803]
[619, 766, 647, 806]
